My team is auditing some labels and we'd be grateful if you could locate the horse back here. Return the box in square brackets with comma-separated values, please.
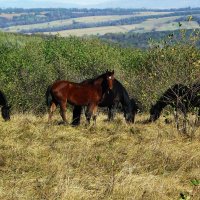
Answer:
[51, 80, 103, 106]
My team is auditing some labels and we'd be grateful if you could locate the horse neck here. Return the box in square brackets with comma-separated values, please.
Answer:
[154, 99, 167, 111]
[0, 91, 7, 107]
[120, 89, 132, 114]
[93, 78, 104, 91]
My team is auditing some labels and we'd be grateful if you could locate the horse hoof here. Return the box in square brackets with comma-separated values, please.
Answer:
[71, 122, 80, 127]
[165, 119, 172, 124]
[58, 121, 68, 126]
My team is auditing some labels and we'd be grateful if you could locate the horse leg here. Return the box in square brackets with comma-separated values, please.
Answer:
[71, 106, 82, 126]
[132, 111, 136, 123]
[197, 108, 200, 123]
[182, 108, 188, 134]
[108, 103, 116, 121]
[48, 101, 57, 123]
[92, 105, 98, 125]
[196, 108, 200, 125]
[60, 101, 67, 124]
[86, 104, 98, 125]
[108, 106, 113, 121]
[85, 106, 92, 124]
[174, 108, 179, 131]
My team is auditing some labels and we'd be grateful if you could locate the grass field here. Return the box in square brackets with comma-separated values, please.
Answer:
[0, 112, 199, 199]
[43, 16, 200, 36]
[2, 15, 136, 33]
[1, 11, 173, 33]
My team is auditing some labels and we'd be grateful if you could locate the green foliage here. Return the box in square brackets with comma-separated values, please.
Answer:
[133, 29, 200, 109]
[0, 32, 140, 113]
[0, 29, 199, 114]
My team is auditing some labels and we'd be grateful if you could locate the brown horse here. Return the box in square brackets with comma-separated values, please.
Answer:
[46, 70, 115, 124]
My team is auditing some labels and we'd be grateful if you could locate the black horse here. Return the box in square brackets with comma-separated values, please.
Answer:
[188, 81, 200, 118]
[149, 84, 191, 122]
[0, 90, 11, 121]
[71, 78, 140, 125]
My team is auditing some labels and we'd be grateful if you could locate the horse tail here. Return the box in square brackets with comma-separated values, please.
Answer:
[46, 85, 52, 107]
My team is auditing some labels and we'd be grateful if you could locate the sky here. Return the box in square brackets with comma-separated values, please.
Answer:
[0, 0, 107, 6]
[0, 0, 199, 8]
[67, 0, 106, 4]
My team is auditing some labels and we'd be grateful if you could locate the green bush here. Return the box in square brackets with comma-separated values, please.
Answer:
[0, 31, 199, 113]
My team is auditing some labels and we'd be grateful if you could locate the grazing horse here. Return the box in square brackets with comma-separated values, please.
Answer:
[189, 81, 200, 118]
[0, 90, 11, 121]
[149, 84, 191, 122]
[72, 79, 140, 126]
[46, 70, 115, 124]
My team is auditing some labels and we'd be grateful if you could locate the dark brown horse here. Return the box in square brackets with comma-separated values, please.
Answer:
[0, 90, 11, 121]
[46, 70, 115, 124]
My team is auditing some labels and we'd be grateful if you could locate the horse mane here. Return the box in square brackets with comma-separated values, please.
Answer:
[81, 71, 113, 84]
[0, 90, 8, 107]
[113, 79, 133, 119]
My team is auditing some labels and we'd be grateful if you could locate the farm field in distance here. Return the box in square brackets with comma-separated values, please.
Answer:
[1, 11, 173, 33]
[0, 8, 199, 36]
[3, 15, 136, 32]
[44, 16, 199, 36]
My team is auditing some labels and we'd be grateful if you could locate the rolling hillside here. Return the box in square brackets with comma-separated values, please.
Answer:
[0, 8, 199, 37]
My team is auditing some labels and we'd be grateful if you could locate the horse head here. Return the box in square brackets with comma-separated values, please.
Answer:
[105, 70, 115, 91]
[149, 103, 161, 122]
[1, 105, 11, 121]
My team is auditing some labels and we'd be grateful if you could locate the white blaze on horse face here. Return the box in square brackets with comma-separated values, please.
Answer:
[109, 76, 112, 79]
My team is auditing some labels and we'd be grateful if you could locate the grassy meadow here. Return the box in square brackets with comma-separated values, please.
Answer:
[0, 28, 200, 199]
[0, 112, 200, 200]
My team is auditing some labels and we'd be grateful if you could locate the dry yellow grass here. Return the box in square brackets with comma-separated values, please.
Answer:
[44, 16, 188, 36]
[2, 15, 137, 33]
[0, 112, 199, 200]
[2, 11, 172, 33]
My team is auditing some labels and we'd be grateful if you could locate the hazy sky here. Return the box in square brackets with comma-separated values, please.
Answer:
[0, 0, 199, 8]
[0, 0, 107, 5]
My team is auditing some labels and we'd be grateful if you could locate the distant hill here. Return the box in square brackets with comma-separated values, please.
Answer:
[0, 8, 199, 39]
[95, 0, 200, 9]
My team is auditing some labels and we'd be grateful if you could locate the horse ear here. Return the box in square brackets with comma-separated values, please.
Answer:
[106, 69, 108, 73]
[112, 70, 114, 74]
